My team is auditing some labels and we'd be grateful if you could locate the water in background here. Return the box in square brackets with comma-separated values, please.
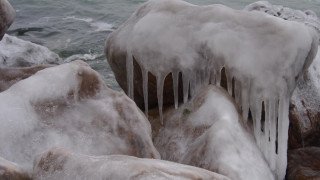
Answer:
[7, 0, 320, 91]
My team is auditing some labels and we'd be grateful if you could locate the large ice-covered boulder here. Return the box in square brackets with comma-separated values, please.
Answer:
[288, 46, 320, 149]
[154, 85, 274, 180]
[33, 147, 230, 180]
[0, 0, 15, 40]
[105, 1, 318, 178]
[0, 34, 62, 67]
[0, 60, 160, 173]
[0, 156, 30, 180]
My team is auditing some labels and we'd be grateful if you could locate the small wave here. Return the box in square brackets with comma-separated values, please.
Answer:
[63, 16, 113, 32]
[64, 53, 102, 62]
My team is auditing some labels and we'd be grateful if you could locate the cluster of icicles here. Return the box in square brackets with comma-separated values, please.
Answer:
[126, 53, 290, 180]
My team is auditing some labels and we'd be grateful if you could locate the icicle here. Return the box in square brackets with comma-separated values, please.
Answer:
[241, 80, 250, 122]
[251, 98, 262, 147]
[182, 72, 190, 103]
[276, 95, 290, 180]
[216, 67, 222, 86]
[189, 71, 196, 98]
[209, 69, 216, 85]
[172, 71, 179, 109]
[268, 99, 277, 170]
[157, 74, 165, 125]
[126, 52, 134, 100]
[263, 100, 270, 161]
[234, 80, 241, 105]
[141, 68, 148, 118]
[225, 68, 233, 96]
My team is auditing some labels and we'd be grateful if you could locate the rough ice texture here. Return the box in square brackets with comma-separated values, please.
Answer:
[0, 156, 30, 180]
[33, 147, 230, 180]
[0, 0, 15, 40]
[244, 1, 320, 43]
[0, 60, 160, 173]
[154, 85, 274, 180]
[0, 34, 62, 67]
[289, 46, 320, 149]
[105, 0, 319, 179]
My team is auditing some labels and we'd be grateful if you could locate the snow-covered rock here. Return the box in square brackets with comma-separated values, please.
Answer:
[244, 1, 320, 43]
[0, 65, 51, 92]
[33, 147, 230, 180]
[0, 34, 62, 67]
[0, 156, 30, 180]
[154, 85, 274, 180]
[289, 46, 320, 149]
[0, 60, 160, 173]
[0, 0, 15, 40]
[106, 0, 318, 179]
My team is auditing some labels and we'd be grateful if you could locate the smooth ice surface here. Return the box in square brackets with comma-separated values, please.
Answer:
[106, 0, 319, 179]
[0, 34, 62, 67]
[245, 1, 320, 43]
[0, 0, 15, 40]
[155, 86, 274, 180]
[0, 61, 159, 173]
[33, 147, 230, 180]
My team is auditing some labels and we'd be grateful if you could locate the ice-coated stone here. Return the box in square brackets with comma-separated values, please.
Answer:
[289, 46, 320, 149]
[0, 60, 160, 173]
[0, 0, 15, 40]
[105, 1, 319, 178]
[154, 85, 274, 180]
[0, 156, 30, 180]
[33, 147, 230, 180]
[0, 34, 62, 67]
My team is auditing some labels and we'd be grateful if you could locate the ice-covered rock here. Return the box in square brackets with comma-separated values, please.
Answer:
[0, 60, 160, 173]
[287, 147, 320, 180]
[244, 1, 320, 43]
[106, 0, 318, 179]
[0, 34, 62, 67]
[0, 65, 52, 92]
[154, 85, 274, 180]
[0, 156, 30, 180]
[0, 0, 15, 40]
[289, 46, 320, 149]
[33, 147, 230, 180]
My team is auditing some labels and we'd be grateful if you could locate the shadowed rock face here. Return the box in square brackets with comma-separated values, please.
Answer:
[0, 61, 160, 172]
[0, 0, 15, 40]
[287, 147, 320, 180]
[32, 147, 230, 180]
[153, 85, 274, 180]
[0, 156, 30, 180]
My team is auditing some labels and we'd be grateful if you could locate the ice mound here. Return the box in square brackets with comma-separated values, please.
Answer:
[0, 156, 30, 180]
[105, 0, 319, 179]
[154, 85, 274, 180]
[33, 147, 230, 180]
[245, 1, 320, 43]
[0, 34, 62, 67]
[0, 60, 160, 173]
[0, 0, 15, 40]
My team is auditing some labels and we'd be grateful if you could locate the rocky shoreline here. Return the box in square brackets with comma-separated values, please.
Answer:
[1, 0, 320, 180]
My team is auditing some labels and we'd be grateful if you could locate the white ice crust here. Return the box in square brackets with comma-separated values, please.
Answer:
[155, 86, 274, 180]
[0, 34, 62, 67]
[106, 0, 319, 179]
[0, 0, 16, 39]
[33, 147, 230, 180]
[0, 61, 159, 173]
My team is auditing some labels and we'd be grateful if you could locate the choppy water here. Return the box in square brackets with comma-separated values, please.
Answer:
[7, 0, 320, 90]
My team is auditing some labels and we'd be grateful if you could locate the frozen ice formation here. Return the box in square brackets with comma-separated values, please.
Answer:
[154, 85, 274, 180]
[0, 156, 30, 180]
[245, 1, 320, 43]
[105, 0, 319, 179]
[0, 0, 15, 40]
[33, 147, 230, 180]
[0, 34, 62, 67]
[0, 61, 160, 173]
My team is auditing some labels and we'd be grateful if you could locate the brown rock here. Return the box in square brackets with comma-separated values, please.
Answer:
[32, 147, 230, 180]
[287, 147, 320, 180]
[288, 55, 320, 149]
[0, 0, 15, 40]
[0, 65, 52, 92]
[0, 156, 30, 180]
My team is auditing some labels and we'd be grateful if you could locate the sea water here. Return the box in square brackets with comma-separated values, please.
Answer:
[6, 0, 320, 91]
